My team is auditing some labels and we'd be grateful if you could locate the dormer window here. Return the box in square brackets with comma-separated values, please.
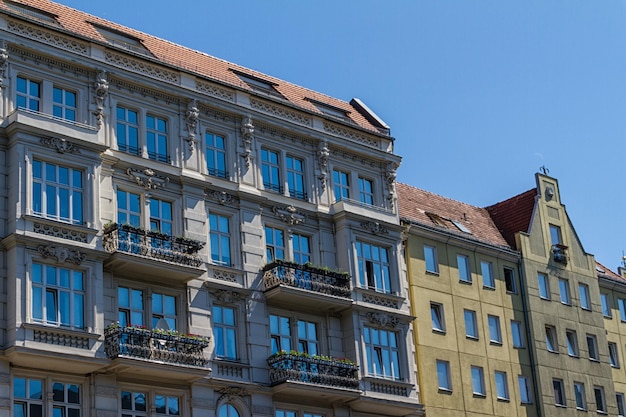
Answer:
[92, 24, 152, 56]
[231, 70, 285, 99]
[426, 212, 447, 228]
[3, 1, 60, 27]
[305, 98, 350, 120]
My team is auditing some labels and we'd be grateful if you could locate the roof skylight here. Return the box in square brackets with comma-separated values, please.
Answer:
[92, 24, 152, 57]
[231, 69, 286, 99]
[3, 1, 60, 26]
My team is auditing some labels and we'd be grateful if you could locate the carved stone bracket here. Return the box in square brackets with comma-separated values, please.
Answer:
[0, 40, 9, 87]
[216, 386, 248, 407]
[213, 289, 241, 304]
[127, 167, 170, 190]
[185, 99, 199, 154]
[361, 221, 388, 235]
[93, 70, 109, 128]
[40, 137, 80, 154]
[240, 116, 254, 168]
[317, 140, 330, 189]
[366, 312, 399, 328]
[272, 205, 305, 226]
[38, 244, 85, 265]
[205, 189, 237, 206]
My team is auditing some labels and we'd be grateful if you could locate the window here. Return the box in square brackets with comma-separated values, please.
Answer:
[504, 267, 517, 293]
[121, 390, 180, 416]
[495, 371, 509, 400]
[292, 233, 310, 264]
[286, 156, 306, 199]
[14, 377, 81, 417]
[566, 329, 578, 357]
[364, 326, 400, 379]
[488, 315, 502, 344]
[594, 386, 607, 414]
[297, 319, 318, 355]
[436, 360, 451, 391]
[220, 404, 240, 417]
[481, 261, 494, 288]
[464, 309, 478, 339]
[261, 149, 281, 193]
[545, 325, 558, 352]
[270, 314, 291, 353]
[116, 106, 140, 155]
[358, 177, 374, 205]
[275, 411, 296, 417]
[32, 160, 84, 225]
[574, 382, 586, 410]
[617, 393, 625, 417]
[210, 213, 231, 266]
[457, 254, 471, 283]
[549, 224, 562, 245]
[146, 114, 169, 163]
[118, 286, 177, 330]
[538, 273, 550, 300]
[424, 245, 439, 273]
[265, 226, 285, 262]
[619, 298, 626, 321]
[587, 334, 599, 361]
[117, 190, 141, 227]
[356, 241, 391, 293]
[579, 283, 591, 310]
[149, 198, 172, 235]
[518, 376, 532, 404]
[431, 303, 445, 333]
[333, 169, 350, 202]
[601, 293, 612, 317]
[270, 314, 319, 356]
[16, 76, 40, 111]
[609, 342, 620, 368]
[32, 263, 84, 329]
[471, 366, 486, 396]
[213, 305, 237, 360]
[205, 132, 228, 178]
[558, 278, 570, 305]
[511, 320, 524, 348]
[553, 379, 566, 406]
[53, 86, 77, 121]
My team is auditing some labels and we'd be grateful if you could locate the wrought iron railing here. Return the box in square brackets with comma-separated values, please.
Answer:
[552, 244, 568, 265]
[104, 325, 209, 368]
[262, 260, 351, 298]
[267, 352, 359, 389]
[103, 223, 204, 267]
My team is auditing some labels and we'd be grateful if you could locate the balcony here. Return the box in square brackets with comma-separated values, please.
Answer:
[262, 260, 353, 312]
[103, 223, 205, 282]
[552, 244, 568, 265]
[104, 325, 210, 382]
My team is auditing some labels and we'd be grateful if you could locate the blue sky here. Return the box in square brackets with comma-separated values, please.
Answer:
[55, 0, 626, 268]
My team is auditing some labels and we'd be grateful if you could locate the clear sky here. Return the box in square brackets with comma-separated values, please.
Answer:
[54, 0, 626, 269]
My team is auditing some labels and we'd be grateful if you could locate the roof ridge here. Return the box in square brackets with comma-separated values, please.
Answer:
[485, 188, 536, 209]
[397, 182, 485, 211]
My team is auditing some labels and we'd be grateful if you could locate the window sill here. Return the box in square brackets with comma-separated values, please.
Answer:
[459, 280, 473, 285]
[473, 393, 486, 398]
[425, 270, 440, 276]
[581, 307, 592, 312]
[432, 329, 446, 335]
[547, 350, 559, 354]
[497, 397, 510, 402]
[603, 315, 612, 319]
[589, 358, 600, 363]
[561, 302, 572, 307]
[568, 354, 579, 358]
[555, 404, 567, 408]
[513, 345, 526, 350]
[575, 407, 587, 411]
[611, 365, 620, 369]
[489, 340, 503, 346]
[438, 388, 452, 395]
[483, 285, 496, 291]
[466, 336, 479, 341]
[506, 290, 519, 295]
[540, 297, 552, 301]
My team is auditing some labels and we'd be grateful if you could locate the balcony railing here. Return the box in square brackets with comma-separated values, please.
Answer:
[103, 223, 204, 267]
[267, 352, 359, 390]
[104, 325, 209, 368]
[552, 244, 568, 265]
[263, 260, 351, 298]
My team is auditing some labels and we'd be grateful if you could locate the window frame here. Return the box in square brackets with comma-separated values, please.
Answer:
[566, 329, 579, 357]
[464, 309, 478, 339]
[504, 267, 517, 293]
[518, 375, 532, 404]
[609, 342, 620, 368]
[363, 325, 401, 380]
[511, 320, 524, 348]
[213, 304, 238, 361]
[574, 381, 586, 410]
[481, 261, 494, 288]
[52, 85, 77, 122]
[594, 386, 607, 414]
[116, 282, 182, 331]
[32, 158, 84, 225]
[586, 334, 599, 361]
[558, 278, 571, 305]
[116, 105, 140, 156]
[618, 298, 626, 321]
[430, 302, 445, 334]
[120, 387, 183, 417]
[457, 254, 471, 283]
[358, 176, 374, 205]
[553, 378, 566, 406]
[601, 293, 612, 318]
[13, 375, 83, 417]
[265, 225, 286, 262]
[209, 212, 232, 266]
[578, 283, 591, 311]
[617, 392, 626, 417]
[270, 311, 322, 357]
[471, 366, 486, 396]
[488, 314, 502, 345]
[436, 360, 452, 392]
[538, 272, 551, 300]
[16, 75, 41, 111]
[286, 155, 307, 200]
[146, 113, 170, 163]
[332, 169, 350, 202]
[545, 325, 558, 353]
[205, 131, 228, 179]
[424, 245, 439, 274]
[261, 148, 282, 193]
[494, 371, 509, 401]
[356, 240, 392, 294]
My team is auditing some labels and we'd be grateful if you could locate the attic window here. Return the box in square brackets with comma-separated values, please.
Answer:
[426, 213, 447, 228]
[595, 266, 605, 273]
[305, 98, 350, 120]
[451, 219, 472, 234]
[3, 1, 60, 26]
[230, 70, 285, 99]
[92, 24, 152, 56]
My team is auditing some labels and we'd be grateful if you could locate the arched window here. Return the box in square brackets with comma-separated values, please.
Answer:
[219, 404, 240, 417]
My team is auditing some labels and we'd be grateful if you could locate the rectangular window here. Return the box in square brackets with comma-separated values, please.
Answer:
[356, 241, 391, 293]
[364, 326, 400, 380]
[545, 325, 558, 353]
[481, 261, 494, 288]
[14, 377, 81, 417]
[579, 283, 591, 310]
[504, 267, 517, 293]
[213, 305, 237, 360]
[609, 342, 620, 368]
[457, 254, 471, 283]
[471, 366, 485, 396]
[587, 334, 599, 361]
[286, 156, 306, 200]
[292, 233, 311, 264]
[619, 298, 626, 321]
[32, 263, 84, 329]
[118, 287, 177, 330]
[118, 286, 144, 327]
[558, 278, 570, 305]
[617, 393, 625, 417]
[262, 149, 282, 192]
[358, 177, 374, 205]
[116, 106, 139, 155]
[121, 391, 180, 416]
[538, 273, 550, 300]
[495, 371, 509, 400]
[117, 190, 141, 227]
[464, 309, 478, 339]
[209, 213, 231, 266]
[149, 198, 173, 236]
[488, 315, 502, 344]
[333, 169, 350, 202]
[16, 76, 40, 111]
[566, 329, 578, 357]
[549, 224, 562, 245]
[436, 360, 451, 391]
[297, 319, 318, 355]
[553, 379, 566, 406]
[574, 382, 586, 410]
[431, 303, 445, 333]
[518, 375, 532, 404]
[594, 386, 607, 414]
[601, 293, 612, 318]
[269, 314, 291, 353]
[151, 292, 176, 329]
[146, 114, 169, 163]
[511, 320, 524, 348]
[205, 132, 228, 178]
[265, 226, 285, 262]
[424, 245, 439, 274]
[32, 160, 83, 225]
[53, 86, 76, 121]
[276, 411, 296, 417]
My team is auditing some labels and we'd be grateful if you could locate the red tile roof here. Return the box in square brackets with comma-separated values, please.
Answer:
[397, 182, 511, 249]
[595, 260, 626, 284]
[485, 189, 537, 249]
[2, 0, 388, 135]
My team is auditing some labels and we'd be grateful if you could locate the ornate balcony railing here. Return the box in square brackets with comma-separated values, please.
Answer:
[552, 244, 568, 265]
[267, 352, 359, 390]
[104, 325, 209, 368]
[103, 223, 204, 267]
[262, 260, 351, 298]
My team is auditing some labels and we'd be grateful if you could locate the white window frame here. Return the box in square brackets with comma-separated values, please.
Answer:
[356, 240, 392, 294]
[587, 334, 599, 361]
[578, 283, 591, 311]
[13, 375, 84, 417]
[488, 315, 502, 344]
[518, 375, 532, 404]
[511, 320, 524, 348]
[364, 326, 401, 380]
[32, 158, 84, 225]
[436, 360, 451, 391]
[609, 342, 620, 368]
[481, 261, 494, 288]
[205, 130, 228, 179]
[545, 325, 558, 353]
[617, 392, 626, 417]
[566, 329, 578, 357]
[213, 304, 238, 361]
[424, 245, 439, 274]
[464, 309, 478, 339]
[495, 371, 509, 400]
[431, 302, 445, 333]
[52, 85, 77, 122]
[558, 278, 570, 305]
[145, 113, 169, 163]
[574, 381, 586, 410]
[117, 282, 182, 331]
[553, 378, 566, 406]
[209, 212, 232, 266]
[538, 272, 550, 300]
[457, 254, 471, 283]
[601, 293, 612, 318]
[471, 366, 486, 396]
